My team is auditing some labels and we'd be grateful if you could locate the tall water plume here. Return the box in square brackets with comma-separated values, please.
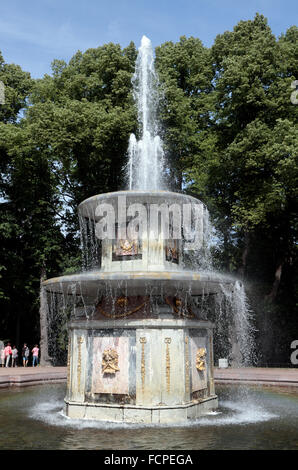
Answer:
[127, 36, 166, 190]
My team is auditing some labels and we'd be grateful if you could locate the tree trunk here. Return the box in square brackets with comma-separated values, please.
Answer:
[266, 260, 284, 302]
[15, 313, 20, 351]
[223, 231, 231, 272]
[177, 170, 183, 191]
[238, 232, 250, 279]
[39, 267, 52, 366]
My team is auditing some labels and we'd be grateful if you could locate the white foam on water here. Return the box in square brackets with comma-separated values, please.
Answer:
[196, 400, 277, 426]
[29, 400, 176, 430]
[29, 397, 277, 430]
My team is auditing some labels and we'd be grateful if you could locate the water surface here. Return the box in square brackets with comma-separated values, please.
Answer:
[0, 384, 297, 450]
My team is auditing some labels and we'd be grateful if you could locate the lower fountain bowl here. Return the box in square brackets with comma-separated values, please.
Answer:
[43, 270, 236, 299]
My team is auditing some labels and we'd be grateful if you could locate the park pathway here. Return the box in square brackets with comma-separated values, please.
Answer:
[214, 367, 298, 387]
[0, 366, 67, 388]
[0, 366, 297, 388]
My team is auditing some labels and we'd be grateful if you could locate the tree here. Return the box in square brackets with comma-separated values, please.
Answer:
[0, 42, 138, 359]
[183, 15, 298, 364]
[155, 36, 214, 190]
[0, 54, 33, 344]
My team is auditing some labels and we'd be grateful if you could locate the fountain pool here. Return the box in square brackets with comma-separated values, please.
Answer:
[1, 383, 298, 450]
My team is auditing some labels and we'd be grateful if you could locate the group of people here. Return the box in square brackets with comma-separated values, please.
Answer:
[0, 343, 40, 367]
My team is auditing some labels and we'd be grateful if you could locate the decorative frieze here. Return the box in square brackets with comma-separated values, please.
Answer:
[165, 297, 195, 319]
[77, 336, 84, 392]
[96, 296, 148, 319]
[196, 347, 207, 371]
[139, 337, 147, 394]
[185, 336, 190, 394]
[67, 336, 71, 391]
[165, 337, 171, 393]
[102, 348, 120, 375]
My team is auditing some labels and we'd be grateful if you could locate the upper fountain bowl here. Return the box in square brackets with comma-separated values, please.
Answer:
[43, 189, 236, 299]
[78, 190, 208, 273]
[78, 189, 206, 218]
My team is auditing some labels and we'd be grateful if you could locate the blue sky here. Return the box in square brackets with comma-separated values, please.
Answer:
[0, 0, 296, 78]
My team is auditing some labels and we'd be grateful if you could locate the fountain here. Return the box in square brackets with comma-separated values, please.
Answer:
[1, 37, 297, 451]
[43, 36, 238, 424]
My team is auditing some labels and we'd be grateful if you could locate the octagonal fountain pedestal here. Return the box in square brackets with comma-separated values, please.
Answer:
[43, 190, 235, 424]
[64, 317, 217, 424]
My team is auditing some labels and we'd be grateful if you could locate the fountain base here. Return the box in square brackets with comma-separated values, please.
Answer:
[64, 395, 218, 424]
[64, 317, 218, 423]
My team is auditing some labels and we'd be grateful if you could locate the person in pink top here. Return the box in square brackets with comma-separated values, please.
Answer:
[4, 343, 12, 367]
[32, 344, 39, 367]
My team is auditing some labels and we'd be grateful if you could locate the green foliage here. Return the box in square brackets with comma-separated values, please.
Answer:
[155, 36, 214, 189]
[0, 41, 138, 351]
[28, 42, 137, 210]
[185, 14, 297, 240]
[0, 52, 32, 123]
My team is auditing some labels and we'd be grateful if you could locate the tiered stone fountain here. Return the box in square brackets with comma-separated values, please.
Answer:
[43, 36, 235, 424]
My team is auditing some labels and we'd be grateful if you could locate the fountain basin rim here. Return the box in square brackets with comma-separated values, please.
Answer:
[78, 189, 207, 214]
[64, 394, 218, 411]
[43, 270, 236, 296]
